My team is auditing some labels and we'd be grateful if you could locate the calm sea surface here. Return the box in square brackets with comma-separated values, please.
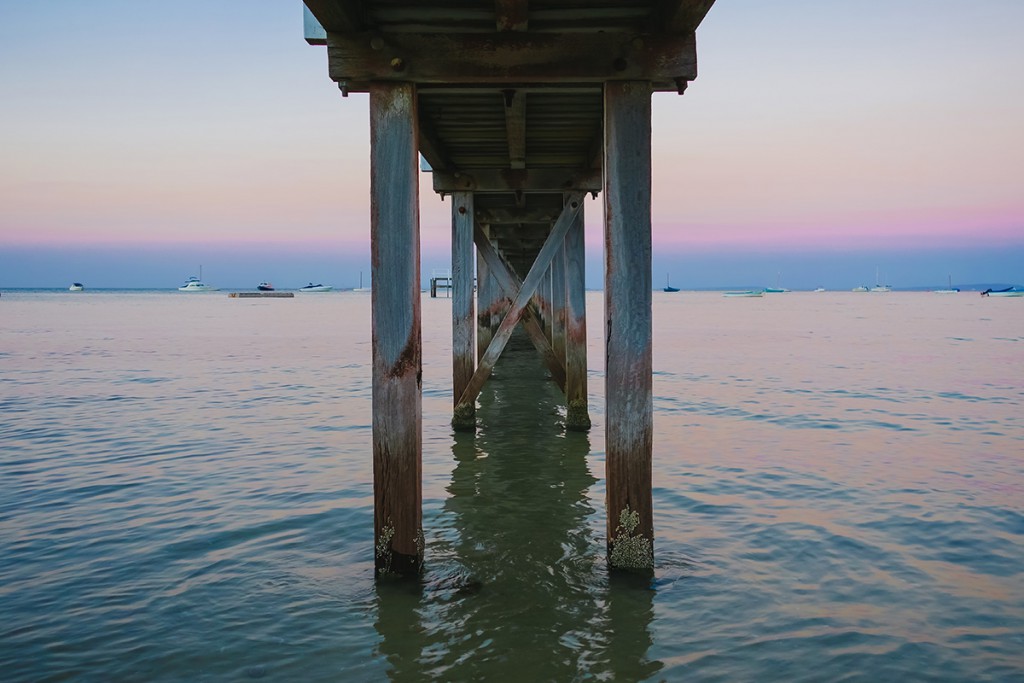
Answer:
[1, 289, 1022, 681]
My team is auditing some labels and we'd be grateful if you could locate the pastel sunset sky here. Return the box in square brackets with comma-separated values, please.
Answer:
[1, 1, 1021, 289]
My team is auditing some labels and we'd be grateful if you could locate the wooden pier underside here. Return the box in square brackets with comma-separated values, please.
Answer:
[303, 0, 716, 575]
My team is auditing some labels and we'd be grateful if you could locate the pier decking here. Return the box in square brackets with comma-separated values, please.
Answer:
[303, 0, 716, 575]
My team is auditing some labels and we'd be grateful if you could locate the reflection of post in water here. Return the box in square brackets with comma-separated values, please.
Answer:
[603, 572, 661, 681]
[373, 332, 658, 680]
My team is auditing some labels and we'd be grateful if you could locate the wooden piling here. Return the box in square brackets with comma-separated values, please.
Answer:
[604, 81, 654, 570]
[476, 226, 494, 363]
[369, 82, 423, 576]
[564, 195, 590, 431]
[451, 192, 476, 431]
[551, 241, 567, 375]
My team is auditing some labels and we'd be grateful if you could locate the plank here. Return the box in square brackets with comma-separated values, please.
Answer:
[433, 167, 600, 193]
[326, 31, 697, 90]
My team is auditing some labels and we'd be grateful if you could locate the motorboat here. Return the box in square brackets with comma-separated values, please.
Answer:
[178, 276, 217, 292]
[813, 287, 826, 292]
[257, 282, 275, 291]
[852, 285, 869, 292]
[69, 283, 84, 292]
[981, 287, 1024, 297]
[723, 290, 763, 298]
[299, 283, 333, 292]
[178, 266, 217, 292]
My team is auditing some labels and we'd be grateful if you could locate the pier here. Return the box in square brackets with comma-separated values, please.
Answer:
[429, 269, 452, 298]
[303, 0, 716, 575]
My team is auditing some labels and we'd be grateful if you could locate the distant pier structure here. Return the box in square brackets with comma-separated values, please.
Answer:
[303, 0, 716, 575]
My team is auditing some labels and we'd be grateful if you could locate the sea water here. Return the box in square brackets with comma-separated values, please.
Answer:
[1, 290, 1022, 681]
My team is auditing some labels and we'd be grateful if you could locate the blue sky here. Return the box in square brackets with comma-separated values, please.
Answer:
[1, 1, 1022, 289]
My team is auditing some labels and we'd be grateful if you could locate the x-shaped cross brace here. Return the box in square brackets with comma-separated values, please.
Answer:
[456, 191, 584, 407]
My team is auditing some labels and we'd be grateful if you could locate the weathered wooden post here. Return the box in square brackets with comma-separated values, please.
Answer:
[551, 241, 567, 377]
[564, 195, 591, 431]
[604, 81, 654, 570]
[452, 191, 476, 431]
[476, 226, 494, 363]
[369, 82, 423, 576]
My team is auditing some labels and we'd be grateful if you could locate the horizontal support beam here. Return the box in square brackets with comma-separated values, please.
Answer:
[477, 207, 561, 224]
[304, 0, 363, 35]
[434, 168, 601, 193]
[327, 31, 696, 90]
[481, 219, 557, 235]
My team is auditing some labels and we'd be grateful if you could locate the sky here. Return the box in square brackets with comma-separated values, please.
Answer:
[1, 0, 1022, 290]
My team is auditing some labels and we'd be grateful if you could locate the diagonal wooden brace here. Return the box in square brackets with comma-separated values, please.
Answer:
[457, 192, 584, 407]
[473, 224, 566, 391]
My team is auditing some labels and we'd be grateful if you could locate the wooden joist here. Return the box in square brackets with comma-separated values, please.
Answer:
[326, 31, 697, 91]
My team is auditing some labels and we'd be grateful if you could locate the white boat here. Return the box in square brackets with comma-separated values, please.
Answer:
[813, 287, 826, 292]
[723, 290, 763, 298]
[933, 275, 959, 294]
[763, 272, 789, 293]
[69, 282, 84, 292]
[852, 285, 869, 292]
[870, 267, 891, 292]
[257, 282, 275, 291]
[178, 267, 217, 292]
[299, 283, 333, 292]
[178, 276, 217, 292]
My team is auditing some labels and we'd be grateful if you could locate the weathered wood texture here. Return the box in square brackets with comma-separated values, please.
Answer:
[476, 229, 494, 363]
[495, 0, 529, 32]
[551, 243, 567, 364]
[457, 193, 583, 407]
[451, 192, 476, 430]
[370, 83, 423, 576]
[433, 168, 601, 193]
[307, 1, 714, 35]
[504, 89, 527, 169]
[564, 195, 590, 431]
[472, 225, 566, 391]
[326, 32, 697, 90]
[604, 81, 654, 570]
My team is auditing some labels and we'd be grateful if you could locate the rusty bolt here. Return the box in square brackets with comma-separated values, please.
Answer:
[390, 57, 405, 72]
